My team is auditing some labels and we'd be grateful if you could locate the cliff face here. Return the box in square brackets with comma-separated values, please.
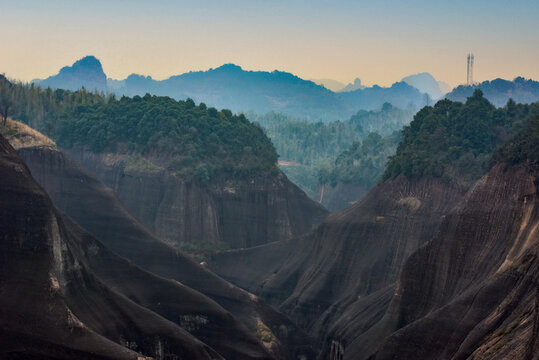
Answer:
[342, 164, 539, 360]
[0, 135, 227, 359]
[317, 182, 369, 212]
[64, 149, 328, 249]
[209, 174, 464, 340]
[17, 145, 318, 359]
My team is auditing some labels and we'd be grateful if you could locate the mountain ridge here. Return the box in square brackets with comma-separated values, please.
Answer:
[31, 56, 433, 121]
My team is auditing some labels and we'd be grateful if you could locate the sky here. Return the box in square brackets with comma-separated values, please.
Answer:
[1, 0, 538, 87]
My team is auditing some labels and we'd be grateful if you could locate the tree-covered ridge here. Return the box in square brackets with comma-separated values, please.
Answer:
[3, 80, 278, 179]
[6, 79, 109, 134]
[384, 90, 538, 188]
[492, 114, 539, 171]
[57, 94, 278, 178]
[319, 132, 401, 188]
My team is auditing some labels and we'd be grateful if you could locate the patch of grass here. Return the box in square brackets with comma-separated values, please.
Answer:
[176, 241, 231, 262]
[255, 322, 278, 344]
[1, 118, 56, 149]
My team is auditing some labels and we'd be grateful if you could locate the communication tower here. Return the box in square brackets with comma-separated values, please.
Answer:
[466, 53, 474, 86]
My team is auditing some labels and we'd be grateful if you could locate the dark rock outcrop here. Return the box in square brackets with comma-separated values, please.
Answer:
[0, 135, 226, 359]
[209, 174, 464, 341]
[343, 163, 539, 360]
[317, 182, 369, 212]
[16, 145, 318, 359]
[64, 148, 328, 249]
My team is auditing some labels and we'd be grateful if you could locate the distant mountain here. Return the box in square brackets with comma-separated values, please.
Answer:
[340, 78, 365, 92]
[402, 72, 446, 99]
[310, 78, 346, 92]
[113, 64, 349, 121]
[340, 81, 429, 110]
[446, 77, 539, 107]
[437, 80, 451, 94]
[35, 56, 106, 92]
[33, 56, 433, 120]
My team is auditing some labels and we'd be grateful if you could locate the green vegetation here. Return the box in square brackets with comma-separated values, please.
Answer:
[255, 322, 278, 344]
[248, 105, 413, 196]
[384, 90, 538, 188]
[176, 241, 231, 262]
[0, 118, 56, 149]
[4, 80, 278, 179]
[492, 114, 539, 171]
[319, 132, 401, 188]
[56, 95, 277, 177]
[250, 104, 412, 167]
[6, 78, 109, 134]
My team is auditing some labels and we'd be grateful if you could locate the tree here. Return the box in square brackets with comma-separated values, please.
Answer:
[0, 75, 13, 126]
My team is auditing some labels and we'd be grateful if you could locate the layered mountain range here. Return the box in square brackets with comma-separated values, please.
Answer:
[34, 57, 539, 123]
[447, 77, 539, 107]
[34, 56, 431, 121]
[3, 64, 539, 360]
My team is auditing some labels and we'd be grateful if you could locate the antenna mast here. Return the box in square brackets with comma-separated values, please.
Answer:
[466, 53, 474, 86]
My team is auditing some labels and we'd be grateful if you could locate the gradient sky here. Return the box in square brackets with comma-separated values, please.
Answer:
[2, 0, 538, 87]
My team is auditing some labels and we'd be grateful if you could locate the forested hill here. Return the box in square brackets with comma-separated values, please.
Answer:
[384, 89, 539, 188]
[4, 79, 278, 179]
[446, 77, 539, 107]
[492, 112, 539, 170]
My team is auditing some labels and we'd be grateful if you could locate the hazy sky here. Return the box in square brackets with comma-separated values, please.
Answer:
[2, 0, 538, 87]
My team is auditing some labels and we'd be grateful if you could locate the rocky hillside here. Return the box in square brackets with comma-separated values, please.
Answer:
[340, 117, 539, 359]
[208, 95, 538, 356]
[0, 133, 277, 359]
[209, 174, 464, 332]
[317, 182, 369, 212]
[5, 85, 329, 250]
[2, 121, 320, 359]
[66, 148, 328, 249]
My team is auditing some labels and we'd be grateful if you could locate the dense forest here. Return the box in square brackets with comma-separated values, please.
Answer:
[492, 113, 539, 170]
[384, 89, 539, 188]
[319, 132, 401, 189]
[249, 105, 413, 196]
[1, 77, 278, 179]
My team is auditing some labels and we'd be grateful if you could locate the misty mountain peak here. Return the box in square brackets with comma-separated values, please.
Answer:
[401, 72, 445, 99]
[214, 63, 243, 72]
[70, 55, 103, 71]
[37, 55, 107, 91]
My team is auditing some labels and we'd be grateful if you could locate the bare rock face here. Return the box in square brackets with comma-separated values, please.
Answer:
[64, 149, 328, 249]
[342, 164, 539, 360]
[317, 182, 369, 212]
[209, 174, 464, 342]
[0, 135, 225, 359]
[16, 145, 317, 359]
